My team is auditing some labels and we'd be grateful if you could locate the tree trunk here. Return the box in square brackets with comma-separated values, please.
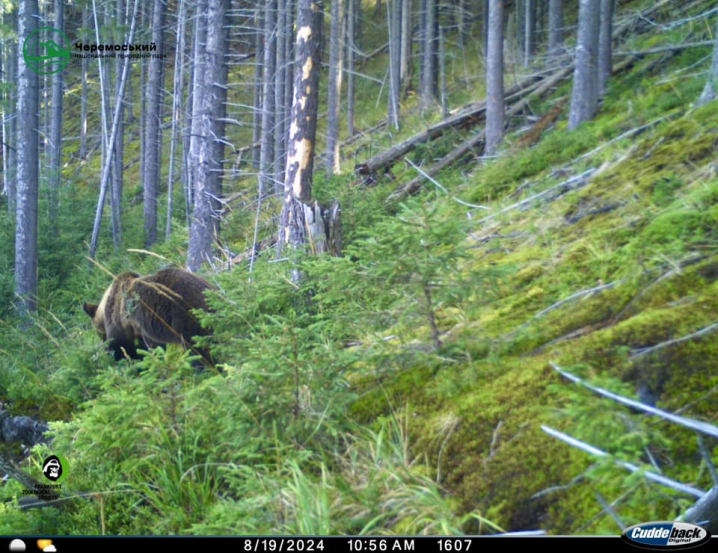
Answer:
[482, 0, 489, 54]
[48, 0, 64, 221]
[259, 0, 277, 196]
[3, 8, 17, 215]
[90, 0, 140, 259]
[278, 0, 341, 272]
[326, 0, 345, 174]
[188, 0, 229, 271]
[439, 23, 447, 117]
[285, 0, 296, 149]
[568, 0, 600, 130]
[420, 0, 436, 109]
[166, 0, 187, 239]
[387, 0, 401, 129]
[15, 0, 39, 315]
[112, 0, 127, 249]
[597, 0, 615, 97]
[346, 0, 356, 137]
[143, 0, 167, 247]
[696, 11, 718, 106]
[485, 0, 504, 156]
[252, 12, 262, 168]
[399, 0, 411, 91]
[275, 0, 288, 188]
[188, 0, 208, 210]
[548, 0, 563, 60]
[524, 0, 534, 66]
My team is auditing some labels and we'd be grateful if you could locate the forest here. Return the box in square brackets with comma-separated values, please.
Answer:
[0, 0, 717, 537]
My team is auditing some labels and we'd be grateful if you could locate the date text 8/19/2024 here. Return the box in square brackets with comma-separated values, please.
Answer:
[241, 538, 474, 553]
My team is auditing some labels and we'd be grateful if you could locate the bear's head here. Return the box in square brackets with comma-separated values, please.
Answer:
[83, 272, 140, 357]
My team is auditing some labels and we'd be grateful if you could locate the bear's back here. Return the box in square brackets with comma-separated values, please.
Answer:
[126, 268, 216, 349]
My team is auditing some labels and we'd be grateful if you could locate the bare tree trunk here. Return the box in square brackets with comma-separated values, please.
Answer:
[1, 36, 6, 203]
[482, 0, 489, 54]
[485, 0, 504, 156]
[259, 0, 277, 195]
[696, 11, 718, 106]
[79, 7, 89, 159]
[188, 0, 228, 271]
[188, 0, 208, 210]
[346, 0, 355, 137]
[142, 0, 167, 247]
[568, 0, 600, 130]
[90, 0, 140, 259]
[458, 0, 468, 46]
[326, 0, 344, 174]
[548, 0, 563, 60]
[420, 0, 436, 109]
[597, 0, 615, 97]
[278, 0, 329, 274]
[387, 0, 401, 129]
[252, 12, 263, 169]
[285, 0, 295, 145]
[275, 0, 288, 187]
[15, 0, 39, 315]
[524, 0, 534, 66]
[112, 0, 127, 249]
[399, 0, 411, 92]
[166, 0, 187, 239]
[438, 23, 447, 117]
[3, 8, 17, 215]
[48, 0, 64, 221]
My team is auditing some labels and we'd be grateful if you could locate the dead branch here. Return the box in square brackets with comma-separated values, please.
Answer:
[534, 281, 621, 321]
[614, 40, 716, 57]
[515, 98, 569, 150]
[353, 73, 544, 181]
[231, 234, 278, 265]
[551, 362, 718, 439]
[683, 487, 718, 534]
[630, 322, 718, 358]
[541, 425, 705, 498]
[476, 168, 597, 225]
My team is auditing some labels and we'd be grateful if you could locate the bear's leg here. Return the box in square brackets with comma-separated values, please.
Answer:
[108, 336, 140, 361]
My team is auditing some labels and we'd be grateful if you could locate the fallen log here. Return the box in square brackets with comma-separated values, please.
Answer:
[515, 98, 569, 150]
[389, 66, 575, 199]
[353, 73, 544, 182]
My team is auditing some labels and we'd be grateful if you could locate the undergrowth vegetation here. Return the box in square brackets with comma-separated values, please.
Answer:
[1, 0, 717, 536]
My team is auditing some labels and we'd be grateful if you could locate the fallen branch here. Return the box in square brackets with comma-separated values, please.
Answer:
[614, 40, 716, 57]
[630, 322, 718, 358]
[541, 425, 705, 498]
[533, 281, 621, 320]
[389, 66, 576, 199]
[515, 98, 569, 150]
[682, 487, 718, 534]
[231, 234, 278, 265]
[551, 362, 718, 439]
[476, 168, 597, 225]
[353, 73, 544, 180]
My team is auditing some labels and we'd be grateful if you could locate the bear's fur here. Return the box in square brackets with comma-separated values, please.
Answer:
[83, 267, 216, 363]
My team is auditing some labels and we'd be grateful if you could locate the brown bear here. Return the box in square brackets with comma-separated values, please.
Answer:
[83, 267, 216, 364]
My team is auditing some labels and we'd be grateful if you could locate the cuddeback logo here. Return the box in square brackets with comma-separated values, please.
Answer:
[621, 521, 711, 550]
